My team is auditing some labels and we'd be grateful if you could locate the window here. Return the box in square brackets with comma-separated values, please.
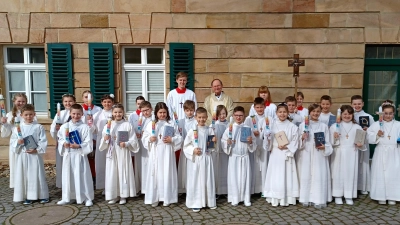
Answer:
[4, 46, 47, 115]
[122, 47, 165, 113]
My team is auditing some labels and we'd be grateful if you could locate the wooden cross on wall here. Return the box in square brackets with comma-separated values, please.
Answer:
[288, 54, 305, 99]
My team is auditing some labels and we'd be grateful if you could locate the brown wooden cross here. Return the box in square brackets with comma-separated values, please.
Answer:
[288, 54, 305, 99]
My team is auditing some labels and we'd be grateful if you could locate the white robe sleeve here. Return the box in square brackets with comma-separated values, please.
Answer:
[124, 123, 139, 153]
[57, 124, 67, 156]
[50, 116, 58, 140]
[322, 124, 333, 157]
[221, 128, 231, 155]
[77, 125, 93, 155]
[367, 121, 381, 144]
[142, 120, 155, 152]
[183, 129, 196, 162]
[286, 124, 299, 154]
[10, 128, 23, 154]
[1, 113, 13, 138]
[247, 129, 258, 153]
[298, 122, 306, 150]
[36, 125, 48, 154]
[98, 125, 109, 152]
[171, 123, 183, 151]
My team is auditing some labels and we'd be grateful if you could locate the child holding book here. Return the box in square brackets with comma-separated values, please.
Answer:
[57, 104, 94, 207]
[249, 86, 276, 119]
[212, 105, 229, 196]
[285, 96, 303, 126]
[11, 104, 49, 204]
[142, 102, 182, 207]
[330, 105, 366, 205]
[221, 106, 256, 206]
[92, 94, 115, 191]
[128, 95, 145, 193]
[367, 100, 400, 205]
[351, 95, 374, 195]
[297, 103, 332, 208]
[177, 100, 196, 194]
[318, 95, 335, 127]
[244, 97, 267, 195]
[50, 93, 76, 188]
[296, 92, 309, 117]
[0, 93, 31, 188]
[99, 104, 139, 205]
[183, 107, 217, 212]
[264, 103, 299, 207]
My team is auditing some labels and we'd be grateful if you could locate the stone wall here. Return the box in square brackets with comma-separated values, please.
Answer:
[0, 0, 398, 114]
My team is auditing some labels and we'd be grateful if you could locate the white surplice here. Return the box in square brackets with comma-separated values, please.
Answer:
[183, 126, 216, 209]
[166, 89, 197, 120]
[249, 103, 277, 119]
[289, 113, 303, 127]
[92, 109, 112, 189]
[58, 121, 94, 204]
[297, 120, 333, 206]
[211, 120, 229, 195]
[221, 122, 257, 206]
[319, 112, 335, 127]
[264, 119, 299, 206]
[142, 120, 183, 205]
[1, 111, 37, 188]
[177, 116, 196, 193]
[368, 120, 400, 201]
[50, 109, 71, 188]
[354, 110, 374, 192]
[11, 123, 49, 202]
[244, 114, 267, 194]
[99, 120, 139, 200]
[330, 122, 366, 199]
[296, 107, 309, 118]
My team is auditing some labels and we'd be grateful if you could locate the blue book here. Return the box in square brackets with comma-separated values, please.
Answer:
[69, 130, 82, 145]
[314, 132, 325, 148]
[207, 135, 215, 148]
[163, 126, 175, 138]
[23, 135, 38, 149]
[240, 126, 252, 143]
[359, 116, 370, 128]
[328, 115, 336, 127]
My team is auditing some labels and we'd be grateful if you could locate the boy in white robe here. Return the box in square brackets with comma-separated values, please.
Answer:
[92, 94, 114, 191]
[142, 102, 183, 207]
[50, 94, 76, 188]
[296, 92, 309, 118]
[183, 107, 217, 212]
[330, 105, 366, 205]
[263, 103, 300, 207]
[221, 106, 257, 206]
[286, 96, 303, 127]
[351, 95, 374, 195]
[367, 101, 400, 205]
[244, 97, 268, 195]
[297, 104, 333, 208]
[319, 95, 335, 127]
[11, 104, 49, 204]
[99, 104, 139, 205]
[166, 72, 197, 120]
[177, 100, 196, 193]
[248, 86, 277, 119]
[57, 104, 94, 207]
[129, 100, 152, 194]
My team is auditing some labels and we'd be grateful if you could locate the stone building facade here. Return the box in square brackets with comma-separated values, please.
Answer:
[0, 0, 399, 156]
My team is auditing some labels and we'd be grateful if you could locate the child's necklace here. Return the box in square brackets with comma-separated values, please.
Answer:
[384, 120, 394, 140]
[341, 122, 353, 139]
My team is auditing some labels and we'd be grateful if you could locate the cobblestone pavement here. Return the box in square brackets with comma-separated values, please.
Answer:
[1, 175, 400, 225]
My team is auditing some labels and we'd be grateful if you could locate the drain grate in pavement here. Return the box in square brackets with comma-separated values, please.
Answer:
[5, 205, 78, 225]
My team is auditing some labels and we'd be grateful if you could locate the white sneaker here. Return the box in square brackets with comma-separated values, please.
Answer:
[57, 200, 69, 205]
[108, 199, 117, 204]
[379, 200, 386, 205]
[388, 200, 396, 205]
[151, 202, 159, 207]
[361, 191, 368, 195]
[163, 203, 170, 207]
[119, 198, 126, 205]
[335, 197, 343, 205]
[244, 202, 252, 207]
[209, 206, 217, 210]
[345, 198, 353, 205]
[85, 200, 93, 207]
[231, 203, 238, 207]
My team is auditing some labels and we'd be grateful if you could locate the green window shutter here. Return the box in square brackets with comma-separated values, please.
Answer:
[89, 43, 114, 105]
[169, 43, 194, 91]
[47, 43, 73, 119]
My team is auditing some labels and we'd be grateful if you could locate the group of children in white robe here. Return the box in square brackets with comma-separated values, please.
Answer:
[2, 88, 400, 211]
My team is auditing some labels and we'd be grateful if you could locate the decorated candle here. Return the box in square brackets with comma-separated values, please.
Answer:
[173, 108, 179, 125]
[65, 123, 70, 144]
[87, 94, 93, 126]
[0, 94, 6, 118]
[138, 112, 143, 132]
[105, 116, 112, 143]
[193, 124, 198, 147]
[151, 114, 156, 136]
[228, 116, 233, 139]
[265, 117, 270, 130]
[336, 108, 341, 133]
[212, 106, 217, 127]
[15, 117, 22, 138]
[251, 115, 257, 130]
[379, 106, 383, 130]
[57, 102, 61, 122]
[304, 116, 309, 133]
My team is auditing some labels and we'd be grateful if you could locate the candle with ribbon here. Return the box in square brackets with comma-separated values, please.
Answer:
[265, 116, 270, 131]
[251, 115, 257, 131]
[151, 114, 156, 136]
[212, 106, 217, 128]
[0, 94, 6, 118]
[105, 116, 112, 143]
[15, 117, 22, 139]
[65, 123, 70, 152]
[228, 116, 233, 140]
[336, 107, 341, 133]
[193, 124, 198, 148]
[87, 93, 93, 126]
[57, 102, 61, 123]
[173, 107, 179, 125]
[304, 115, 309, 139]
[137, 112, 143, 133]
[378, 106, 383, 131]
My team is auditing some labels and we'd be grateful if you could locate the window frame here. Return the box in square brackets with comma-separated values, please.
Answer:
[3, 46, 47, 116]
[122, 46, 166, 114]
